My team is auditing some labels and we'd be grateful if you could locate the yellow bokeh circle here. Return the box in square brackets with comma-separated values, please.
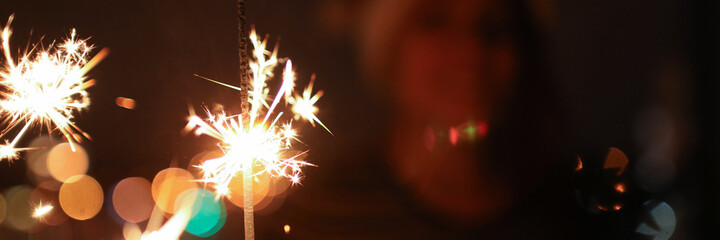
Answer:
[59, 175, 103, 220]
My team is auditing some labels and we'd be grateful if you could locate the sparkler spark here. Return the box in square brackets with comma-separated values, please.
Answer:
[0, 15, 107, 160]
[185, 28, 327, 197]
[32, 202, 53, 219]
[289, 74, 331, 134]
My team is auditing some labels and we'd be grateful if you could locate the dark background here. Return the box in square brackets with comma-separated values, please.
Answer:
[0, 0, 718, 239]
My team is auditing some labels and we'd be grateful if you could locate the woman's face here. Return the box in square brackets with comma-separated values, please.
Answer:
[386, 0, 519, 222]
[394, 0, 515, 125]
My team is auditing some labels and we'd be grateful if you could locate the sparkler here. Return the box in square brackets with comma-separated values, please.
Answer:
[185, 29, 327, 238]
[0, 15, 107, 161]
[184, 12, 329, 240]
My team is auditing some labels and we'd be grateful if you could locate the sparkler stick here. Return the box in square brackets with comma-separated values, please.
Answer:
[236, 1, 255, 239]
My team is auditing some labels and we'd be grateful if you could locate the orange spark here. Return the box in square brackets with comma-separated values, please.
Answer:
[576, 157, 583, 171]
[613, 204, 623, 211]
[116, 97, 136, 110]
[283, 224, 290, 234]
[615, 183, 626, 193]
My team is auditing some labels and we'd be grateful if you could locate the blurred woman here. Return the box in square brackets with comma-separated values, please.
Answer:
[275, 0, 575, 239]
[362, 0, 569, 222]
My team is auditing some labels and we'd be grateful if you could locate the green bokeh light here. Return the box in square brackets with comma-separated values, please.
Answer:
[176, 188, 226, 237]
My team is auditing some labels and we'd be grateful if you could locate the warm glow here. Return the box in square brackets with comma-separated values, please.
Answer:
[613, 204, 623, 211]
[4, 186, 37, 231]
[604, 147, 628, 175]
[615, 183, 626, 193]
[185, 28, 328, 196]
[226, 170, 271, 208]
[150, 168, 198, 214]
[0, 15, 106, 160]
[137, 207, 191, 240]
[32, 202, 53, 219]
[113, 177, 155, 223]
[284, 224, 290, 234]
[115, 97, 137, 110]
[46, 143, 89, 182]
[29, 181, 66, 226]
[0, 193, 6, 225]
[449, 127, 458, 145]
[58, 175, 103, 220]
[123, 196, 194, 240]
[576, 157, 583, 171]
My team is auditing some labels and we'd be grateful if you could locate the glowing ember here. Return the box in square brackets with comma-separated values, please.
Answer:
[32, 202, 53, 219]
[613, 204, 623, 211]
[185, 28, 328, 196]
[576, 156, 583, 171]
[0, 15, 107, 160]
[115, 97, 136, 110]
[615, 183, 626, 193]
[283, 224, 290, 234]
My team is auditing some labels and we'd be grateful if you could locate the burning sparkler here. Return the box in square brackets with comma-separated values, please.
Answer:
[0, 15, 107, 160]
[184, 26, 328, 240]
[185, 28, 326, 196]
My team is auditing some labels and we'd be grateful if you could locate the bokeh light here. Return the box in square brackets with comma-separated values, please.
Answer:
[59, 175, 103, 220]
[175, 188, 226, 237]
[636, 200, 676, 240]
[3, 185, 38, 231]
[151, 168, 198, 214]
[25, 136, 58, 185]
[0, 193, 7, 225]
[47, 143, 89, 182]
[112, 177, 154, 223]
[267, 176, 292, 198]
[614, 183, 626, 193]
[226, 168, 270, 208]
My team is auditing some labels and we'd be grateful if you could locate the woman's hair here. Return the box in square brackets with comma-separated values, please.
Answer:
[485, 0, 569, 193]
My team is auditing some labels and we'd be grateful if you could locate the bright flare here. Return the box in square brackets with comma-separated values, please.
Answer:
[0, 15, 107, 160]
[33, 202, 53, 219]
[185, 28, 328, 196]
[290, 74, 330, 134]
[124, 197, 192, 240]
